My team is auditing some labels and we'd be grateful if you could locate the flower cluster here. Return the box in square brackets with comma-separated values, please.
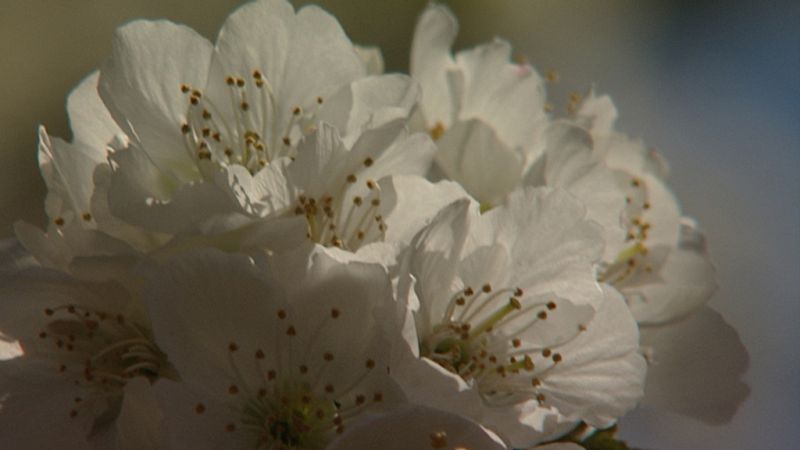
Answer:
[0, 1, 742, 449]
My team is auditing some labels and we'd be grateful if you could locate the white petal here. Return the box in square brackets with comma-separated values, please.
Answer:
[327, 404, 508, 450]
[140, 250, 282, 399]
[484, 187, 605, 305]
[454, 39, 547, 153]
[410, 3, 458, 126]
[99, 20, 213, 180]
[0, 359, 92, 449]
[640, 306, 749, 424]
[539, 286, 646, 428]
[575, 89, 618, 135]
[149, 379, 232, 450]
[354, 44, 385, 75]
[403, 198, 473, 333]
[527, 121, 628, 261]
[38, 127, 100, 225]
[15, 219, 137, 272]
[106, 147, 236, 234]
[436, 119, 523, 207]
[378, 175, 471, 246]
[0, 238, 35, 274]
[317, 74, 420, 146]
[66, 71, 122, 151]
[214, 158, 293, 217]
[622, 219, 716, 324]
[39, 72, 119, 225]
[114, 378, 167, 450]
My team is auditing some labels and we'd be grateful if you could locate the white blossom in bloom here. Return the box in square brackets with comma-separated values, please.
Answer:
[327, 404, 508, 450]
[393, 188, 646, 448]
[0, 259, 175, 448]
[223, 118, 467, 262]
[138, 247, 404, 449]
[99, 0, 426, 235]
[576, 91, 717, 325]
[410, 3, 716, 326]
[409, 4, 629, 261]
[19, 0, 439, 271]
[14, 72, 169, 272]
[410, 4, 550, 209]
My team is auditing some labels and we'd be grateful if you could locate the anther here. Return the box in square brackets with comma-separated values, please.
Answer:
[430, 431, 448, 448]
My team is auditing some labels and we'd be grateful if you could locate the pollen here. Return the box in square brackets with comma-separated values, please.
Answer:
[430, 122, 445, 141]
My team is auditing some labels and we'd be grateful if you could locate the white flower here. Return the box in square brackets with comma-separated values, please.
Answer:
[99, 0, 421, 235]
[576, 91, 718, 325]
[138, 247, 404, 449]
[410, 3, 549, 208]
[225, 119, 465, 257]
[409, 4, 629, 258]
[14, 72, 165, 272]
[0, 259, 174, 447]
[20, 0, 439, 270]
[393, 188, 646, 447]
[327, 404, 508, 450]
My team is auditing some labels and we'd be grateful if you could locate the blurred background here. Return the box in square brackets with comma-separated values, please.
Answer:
[0, 1, 797, 448]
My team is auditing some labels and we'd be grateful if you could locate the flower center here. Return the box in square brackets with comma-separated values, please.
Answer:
[420, 284, 563, 405]
[239, 380, 337, 449]
[179, 71, 324, 175]
[599, 175, 655, 283]
[198, 307, 387, 449]
[294, 175, 387, 251]
[39, 304, 171, 418]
